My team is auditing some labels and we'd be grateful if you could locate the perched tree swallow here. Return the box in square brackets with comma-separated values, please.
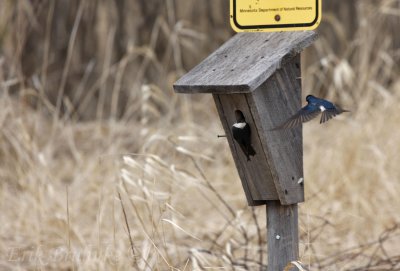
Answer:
[232, 110, 256, 161]
[272, 95, 349, 130]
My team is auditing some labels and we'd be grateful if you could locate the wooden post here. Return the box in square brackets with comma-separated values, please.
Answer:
[267, 201, 299, 271]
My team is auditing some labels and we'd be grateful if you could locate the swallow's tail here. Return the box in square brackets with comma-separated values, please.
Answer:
[248, 145, 256, 156]
[238, 143, 256, 161]
[336, 106, 350, 114]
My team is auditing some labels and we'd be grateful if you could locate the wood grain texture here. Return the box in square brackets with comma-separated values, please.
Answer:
[213, 93, 279, 206]
[267, 201, 299, 271]
[249, 55, 304, 205]
[174, 31, 317, 94]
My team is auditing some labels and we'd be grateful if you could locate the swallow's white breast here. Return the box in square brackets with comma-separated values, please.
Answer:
[319, 105, 326, 112]
[233, 122, 246, 129]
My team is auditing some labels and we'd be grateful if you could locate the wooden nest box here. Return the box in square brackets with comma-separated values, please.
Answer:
[174, 31, 317, 206]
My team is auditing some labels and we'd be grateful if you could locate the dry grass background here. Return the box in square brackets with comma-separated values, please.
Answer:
[0, 0, 400, 270]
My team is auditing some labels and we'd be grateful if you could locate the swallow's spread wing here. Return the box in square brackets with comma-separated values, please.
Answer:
[320, 109, 337, 123]
[320, 106, 350, 124]
[272, 104, 320, 130]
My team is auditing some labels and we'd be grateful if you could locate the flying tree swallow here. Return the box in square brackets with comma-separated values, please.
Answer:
[232, 110, 256, 161]
[272, 95, 349, 130]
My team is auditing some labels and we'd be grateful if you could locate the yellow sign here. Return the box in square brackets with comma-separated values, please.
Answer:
[230, 0, 321, 32]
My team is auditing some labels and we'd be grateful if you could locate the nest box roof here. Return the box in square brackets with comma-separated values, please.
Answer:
[174, 31, 317, 94]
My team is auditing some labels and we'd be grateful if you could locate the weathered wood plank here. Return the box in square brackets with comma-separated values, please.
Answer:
[249, 55, 304, 205]
[267, 201, 299, 271]
[213, 93, 279, 205]
[174, 31, 317, 94]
